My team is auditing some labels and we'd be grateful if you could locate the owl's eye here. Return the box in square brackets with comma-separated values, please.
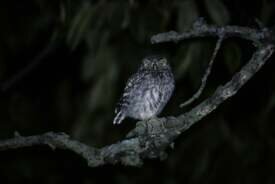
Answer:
[159, 58, 167, 66]
[142, 59, 149, 67]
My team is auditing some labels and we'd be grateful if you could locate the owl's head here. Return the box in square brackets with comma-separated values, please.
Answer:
[140, 56, 170, 71]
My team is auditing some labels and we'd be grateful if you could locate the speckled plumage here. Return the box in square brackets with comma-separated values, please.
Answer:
[113, 56, 175, 124]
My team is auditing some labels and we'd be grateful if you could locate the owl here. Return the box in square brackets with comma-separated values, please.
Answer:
[113, 56, 175, 124]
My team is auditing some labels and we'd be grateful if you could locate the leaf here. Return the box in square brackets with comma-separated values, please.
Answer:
[175, 42, 205, 82]
[81, 33, 114, 82]
[204, 0, 230, 25]
[260, 0, 275, 24]
[177, 1, 199, 32]
[66, 2, 94, 49]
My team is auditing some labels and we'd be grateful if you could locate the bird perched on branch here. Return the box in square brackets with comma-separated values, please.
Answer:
[113, 56, 175, 125]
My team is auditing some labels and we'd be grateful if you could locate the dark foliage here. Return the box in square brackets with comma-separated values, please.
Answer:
[0, 0, 275, 183]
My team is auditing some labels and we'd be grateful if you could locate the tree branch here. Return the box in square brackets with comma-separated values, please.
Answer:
[0, 19, 273, 167]
[151, 18, 275, 45]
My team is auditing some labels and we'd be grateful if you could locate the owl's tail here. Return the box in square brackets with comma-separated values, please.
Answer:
[113, 111, 125, 125]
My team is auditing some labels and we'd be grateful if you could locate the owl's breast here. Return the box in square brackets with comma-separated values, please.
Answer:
[127, 87, 161, 120]
[120, 70, 174, 121]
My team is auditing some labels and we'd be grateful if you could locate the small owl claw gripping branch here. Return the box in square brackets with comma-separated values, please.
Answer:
[113, 56, 175, 124]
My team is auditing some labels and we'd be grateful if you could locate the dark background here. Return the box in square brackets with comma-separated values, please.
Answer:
[0, 0, 275, 183]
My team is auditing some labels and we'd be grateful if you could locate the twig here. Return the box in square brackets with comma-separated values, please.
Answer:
[0, 19, 273, 167]
[179, 33, 224, 108]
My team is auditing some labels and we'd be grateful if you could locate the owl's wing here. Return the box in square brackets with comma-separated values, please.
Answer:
[115, 72, 145, 114]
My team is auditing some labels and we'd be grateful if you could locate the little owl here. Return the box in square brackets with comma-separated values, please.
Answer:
[113, 56, 175, 124]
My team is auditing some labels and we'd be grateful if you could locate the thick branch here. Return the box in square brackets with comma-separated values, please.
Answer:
[0, 20, 273, 167]
[151, 18, 275, 45]
[179, 44, 274, 128]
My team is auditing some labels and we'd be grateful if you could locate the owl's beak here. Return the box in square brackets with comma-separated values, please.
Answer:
[153, 64, 157, 70]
